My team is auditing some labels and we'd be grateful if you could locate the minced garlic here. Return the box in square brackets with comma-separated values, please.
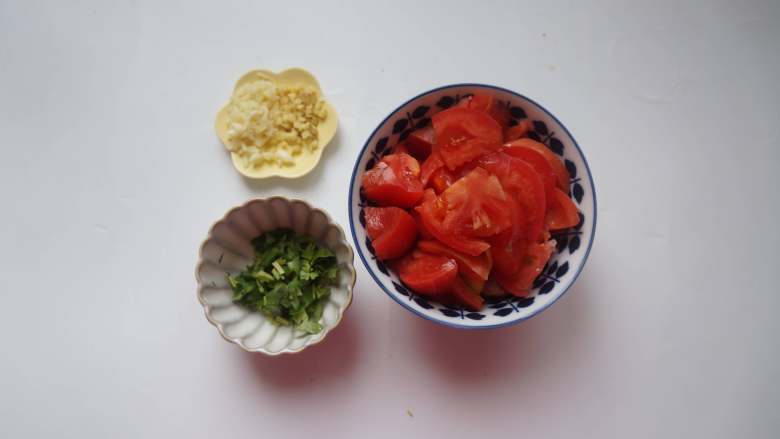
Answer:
[223, 79, 327, 168]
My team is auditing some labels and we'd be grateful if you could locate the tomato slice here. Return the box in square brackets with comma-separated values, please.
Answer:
[417, 240, 492, 292]
[415, 189, 490, 256]
[362, 153, 424, 208]
[440, 167, 513, 239]
[448, 276, 484, 311]
[364, 207, 417, 260]
[393, 141, 410, 156]
[504, 119, 533, 142]
[504, 138, 569, 191]
[486, 197, 527, 276]
[475, 152, 546, 243]
[420, 150, 456, 194]
[398, 251, 458, 296]
[495, 241, 555, 297]
[429, 167, 455, 194]
[458, 93, 511, 128]
[405, 125, 434, 161]
[420, 150, 444, 187]
[501, 144, 557, 206]
[432, 107, 502, 170]
[546, 188, 580, 230]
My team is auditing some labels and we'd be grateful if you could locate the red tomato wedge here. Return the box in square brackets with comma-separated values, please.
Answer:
[496, 241, 555, 297]
[546, 187, 580, 230]
[432, 107, 502, 170]
[448, 276, 485, 311]
[429, 167, 456, 194]
[405, 125, 434, 161]
[393, 142, 411, 156]
[440, 167, 513, 239]
[417, 240, 492, 293]
[458, 93, 511, 128]
[502, 144, 557, 205]
[415, 189, 490, 256]
[486, 197, 527, 276]
[362, 153, 424, 208]
[364, 207, 418, 260]
[475, 152, 546, 243]
[504, 138, 569, 191]
[504, 119, 533, 142]
[420, 150, 444, 187]
[398, 251, 458, 296]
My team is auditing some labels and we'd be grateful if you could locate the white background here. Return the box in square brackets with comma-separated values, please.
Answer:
[1, 1, 779, 437]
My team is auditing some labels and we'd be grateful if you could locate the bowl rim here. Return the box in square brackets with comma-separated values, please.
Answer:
[196, 196, 356, 354]
[347, 83, 597, 329]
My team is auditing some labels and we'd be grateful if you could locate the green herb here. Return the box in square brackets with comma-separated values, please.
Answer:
[226, 229, 339, 334]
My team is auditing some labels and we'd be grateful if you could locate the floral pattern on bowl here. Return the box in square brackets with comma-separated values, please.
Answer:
[348, 84, 596, 329]
[196, 197, 355, 354]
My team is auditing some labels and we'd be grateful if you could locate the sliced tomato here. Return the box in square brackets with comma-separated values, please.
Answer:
[417, 240, 492, 293]
[362, 153, 424, 208]
[448, 276, 484, 311]
[393, 141, 410, 156]
[504, 138, 569, 191]
[415, 189, 490, 256]
[364, 207, 417, 260]
[429, 167, 456, 194]
[405, 125, 434, 161]
[440, 167, 513, 239]
[458, 93, 511, 128]
[495, 241, 555, 297]
[502, 144, 557, 205]
[504, 119, 533, 142]
[486, 197, 527, 276]
[546, 188, 580, 230]
[475, 152, 546, 243]
[420, 150, 445, 187]
[398, 251, 458, 296]
[432, 107, 502, 170]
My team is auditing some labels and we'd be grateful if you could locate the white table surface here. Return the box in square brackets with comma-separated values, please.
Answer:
[2, 1, 779, 437]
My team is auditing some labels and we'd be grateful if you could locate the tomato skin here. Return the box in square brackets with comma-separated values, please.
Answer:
[362, 153, 424, 208]
[458, 93, 511, 128]
[415, 189, 490, 256]
[546, 188, 580, 230]
[417, 240, 492, 292]
[486, 197, 527, 276]
[393, 142, 411, 156]
[420, 151, 455, 194]
[502, 144, 557, 206]
[398, 251, 458, 296]
[448, 276, 484, 311]
[364, 207, 418, 260]
[495, 241, 555, 297]
[432, 107, 502, 170]
[504, 119, 533, 142]
[405, 125, 434, 161]
[504, 138, 569, 191]
[475, 152, 546, 243]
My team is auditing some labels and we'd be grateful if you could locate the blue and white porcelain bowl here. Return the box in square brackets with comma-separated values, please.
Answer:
[348, 84, 596, 329]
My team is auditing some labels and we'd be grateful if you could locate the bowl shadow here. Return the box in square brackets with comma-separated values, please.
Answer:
[241, 309, 361, 390]
[409, 278, 595, 386]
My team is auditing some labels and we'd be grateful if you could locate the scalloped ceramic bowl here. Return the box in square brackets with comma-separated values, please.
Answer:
[196, 198, 355, 354]
[215, 68, 339, 179]
[348, 84, 597, 329]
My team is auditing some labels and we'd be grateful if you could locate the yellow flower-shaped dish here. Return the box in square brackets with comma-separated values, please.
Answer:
[215, 68, 338, 179]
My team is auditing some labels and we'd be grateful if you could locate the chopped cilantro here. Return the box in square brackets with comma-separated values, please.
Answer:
[226, 229, 339, 334]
